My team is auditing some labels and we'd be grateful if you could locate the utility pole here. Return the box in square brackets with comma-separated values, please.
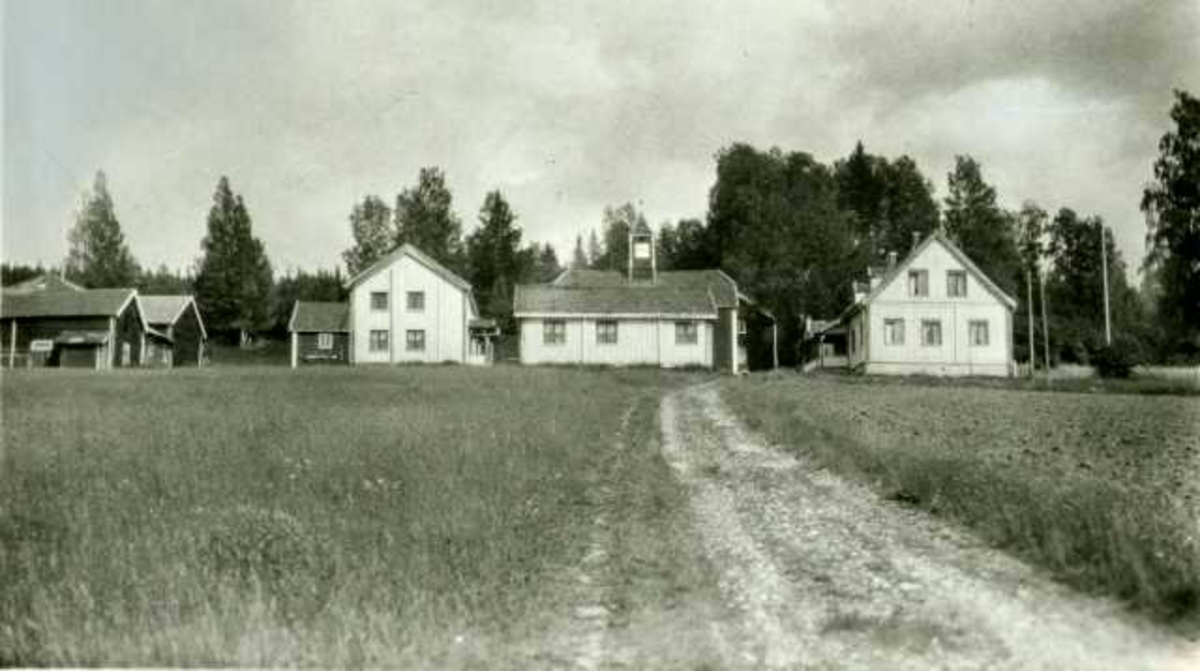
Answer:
[1039, 264, 1051, 374]
[1026, 268, 1036, 375]
[1100, 223, 1112, 346]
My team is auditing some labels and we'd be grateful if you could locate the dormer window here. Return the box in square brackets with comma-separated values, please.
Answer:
[907, 270, 929, 297]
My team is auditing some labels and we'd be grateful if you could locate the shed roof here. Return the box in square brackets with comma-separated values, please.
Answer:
[140, 295, 207, 339]
[548, 268, 740, 309]
[55, 330, 110, 345]
[288, 301, 349, 332]
[1, 288, 137, 319]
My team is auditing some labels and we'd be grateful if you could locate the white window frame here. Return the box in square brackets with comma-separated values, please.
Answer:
[595, 320, 618, 345]
[675, 321, 698, 345]
[405, 329, 426, 352]
[908, 269, 929, 297]
[369, 329, 389, 352]
[883, 318, 905, 346]
[543, 320, 567, 346]
[318, 332, 334, 350]
[969, 320, 989, 347]
[406, 291, 425, 312]
[370, 291, 389, 311]
[920, 319, 942, 347]
[947, 270, 968, 298]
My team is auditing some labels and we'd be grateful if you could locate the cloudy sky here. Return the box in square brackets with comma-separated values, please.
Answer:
[4, 1, 1197, 278]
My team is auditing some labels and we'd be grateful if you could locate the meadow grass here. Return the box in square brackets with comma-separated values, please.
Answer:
[0, 365, 696, 666]
[723, 374, 1200, 626]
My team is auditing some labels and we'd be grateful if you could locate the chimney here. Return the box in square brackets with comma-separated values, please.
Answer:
[887, 250, 898, 270]
[628, 222, 656, 284]
[912, 230, 921, 251]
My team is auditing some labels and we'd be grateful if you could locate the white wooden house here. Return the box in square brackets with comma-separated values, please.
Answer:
[840, 230, 1016, 377]
[342, 244, 494, 365]
[513, 223, 775, 372]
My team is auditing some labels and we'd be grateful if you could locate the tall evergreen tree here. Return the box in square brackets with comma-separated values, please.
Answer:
[394, 167, 464, 272]
[342, 195, 393, 276]
[465, 190, 523, 328]
[878, 156, 940, 254]
[194, 177, 274, 341]
[586, 230, 603, 269]
[1142, 89, 1200, 356]
[65, 171, 138, 288]
[656, 222, 679, 270]
[943, 156, 1022, 296]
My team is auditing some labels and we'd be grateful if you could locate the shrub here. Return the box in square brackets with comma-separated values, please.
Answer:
[1092, 335, 1144, 378]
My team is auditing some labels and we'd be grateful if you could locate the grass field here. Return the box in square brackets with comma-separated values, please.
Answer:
[723, 374, 1200, 625]
[0, 365, 704, 666]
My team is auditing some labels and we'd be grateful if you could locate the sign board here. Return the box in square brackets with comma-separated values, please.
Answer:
[30, 339, 54, 353]
[633, 241, 651, 260]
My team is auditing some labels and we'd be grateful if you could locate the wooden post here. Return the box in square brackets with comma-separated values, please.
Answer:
[1026, 268, 1036, 376]
[1100, 224, 1112, 346]
[772, 321, 779, 370]
[290, 332, 298, 369]
[1039, 265, 1051, 375]
[8, 320, 16, 369]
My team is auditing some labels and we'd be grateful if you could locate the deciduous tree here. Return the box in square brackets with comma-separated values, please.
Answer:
[394, 167, 464, 272]
[342, 195, 393, 276]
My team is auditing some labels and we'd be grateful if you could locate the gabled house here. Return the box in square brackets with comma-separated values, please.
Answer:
[0, 284, 153, 369]
[839, 230, 1016, 377]
[286, 244, 491, 367]
[140, 295, 208, 367]
[513, 223, 775, 372]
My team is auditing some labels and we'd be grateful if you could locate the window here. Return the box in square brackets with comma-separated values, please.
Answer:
[371, 291, 389, 311]
[920, 319, 942, 347]
[884, 318, 905, 346]
[406, 291, 425, 312]
[675, 321, 698, 345]
[406, 330, 426, 352]
[369, 329, 389, 352]
[596, 320, 618, 345]
[947, 270, 968, 298]
[969, 320, 989, 346]
[908, 270, 929, 297]
[543, 320, 567, 345]
[318, 333, 334, 350]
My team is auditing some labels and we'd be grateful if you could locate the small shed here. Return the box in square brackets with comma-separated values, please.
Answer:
[1, 288, 148, 369]
[288, 301, 350, 367]
[140, 295, 208, 367]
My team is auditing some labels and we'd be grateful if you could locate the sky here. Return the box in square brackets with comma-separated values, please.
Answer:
[3, 1, 1198, 280]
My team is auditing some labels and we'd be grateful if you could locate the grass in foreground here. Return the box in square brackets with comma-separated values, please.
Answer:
[0, 365, 698, 666]
[723, 373, 1200, 626]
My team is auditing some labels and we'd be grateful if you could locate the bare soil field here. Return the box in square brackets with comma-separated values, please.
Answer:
[723, 373, 1200, 624]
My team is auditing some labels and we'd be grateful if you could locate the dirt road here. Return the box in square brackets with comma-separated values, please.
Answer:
[657, 383, 1199, 670]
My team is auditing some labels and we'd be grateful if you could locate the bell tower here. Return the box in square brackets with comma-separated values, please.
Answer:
[628, 221, 656, 284]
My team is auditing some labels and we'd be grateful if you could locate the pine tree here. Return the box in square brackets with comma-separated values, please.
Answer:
[465, 190, 523, 328]
[343, 195, 394, 276]
[586, 230, 603, 269]
[193, 177, 274, 342]
[943, 156, 1022, 296]
[65, 171, 138, 287]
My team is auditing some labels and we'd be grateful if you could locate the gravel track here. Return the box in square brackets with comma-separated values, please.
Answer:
[660, 383, 1200, 670]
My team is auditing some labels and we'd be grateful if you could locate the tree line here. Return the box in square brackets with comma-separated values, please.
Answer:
[5, 90, 1196, 363]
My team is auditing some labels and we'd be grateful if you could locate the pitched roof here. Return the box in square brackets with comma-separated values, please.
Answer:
[288, 301, 349, 332]
[139, 295, 207, 339]
[4, 273, 84, 294]
[514, 284, 718, 317]
[841, 230, 1018, 320]
[1, 288, 137, 319]
[549, 268, 740, 308]
[346, 244, 471, 292]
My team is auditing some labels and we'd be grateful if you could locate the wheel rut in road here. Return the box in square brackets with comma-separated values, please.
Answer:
[660, 383, 1200, 670]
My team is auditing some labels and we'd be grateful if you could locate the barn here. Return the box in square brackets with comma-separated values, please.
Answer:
[513, 223, 776, 372]
[1, 286, 151, 369]
[288, 301, 350, 366]
[140, 295, 208, 367]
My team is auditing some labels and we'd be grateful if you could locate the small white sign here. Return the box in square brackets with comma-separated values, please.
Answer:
[633, 241, 651, 259]
[30, 339, 54, 353]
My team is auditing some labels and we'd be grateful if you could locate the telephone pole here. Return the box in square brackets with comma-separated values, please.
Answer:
[1100, 223, 1112, 346]
[1026, 268, 1036, 375]
[1039, 264, 1051, 373]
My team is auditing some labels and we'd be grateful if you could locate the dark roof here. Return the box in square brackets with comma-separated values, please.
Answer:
[548, 268, 739, 309]
[289, 301, 349, 332]
[4, 274, 84, 294]
[346, 244, 471, 291]
[1, 288, 136, 319]
[514, 284, 717, 317]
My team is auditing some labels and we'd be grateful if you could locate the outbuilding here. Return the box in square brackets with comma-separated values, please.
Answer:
[288, 301, 350, 367]
[140, 295, 208, 367]
[1, 286, 150, 369]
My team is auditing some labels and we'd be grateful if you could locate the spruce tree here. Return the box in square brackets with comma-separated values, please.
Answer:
[194, 177, 274, 342]
[65, 171, 138, 287]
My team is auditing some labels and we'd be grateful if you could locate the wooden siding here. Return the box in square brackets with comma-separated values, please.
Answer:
[296, 332, 350, 365]
[349, 253, 470, 364]
[519, 317, 714, 368]
[112, 302, 144, 368]
[713, 308, 735, 373]
[1, 316, 111, 368]
[169, 305, 205, 367]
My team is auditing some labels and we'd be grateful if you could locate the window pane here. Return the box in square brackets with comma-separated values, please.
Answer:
[544, 320, 566, 345]
[371, 292, 388, 310]
[884, 319, 904, 346]
[406, 330, 425, 351]
[596, 321, 618, 344]
[948, 271, 967, 297]
[407, 291, 425, 311]
[369, 330, 389, 351]
[675, 321, 698, 345]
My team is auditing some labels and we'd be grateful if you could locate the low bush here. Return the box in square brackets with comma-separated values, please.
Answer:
[1092, 335, 1144, 378]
